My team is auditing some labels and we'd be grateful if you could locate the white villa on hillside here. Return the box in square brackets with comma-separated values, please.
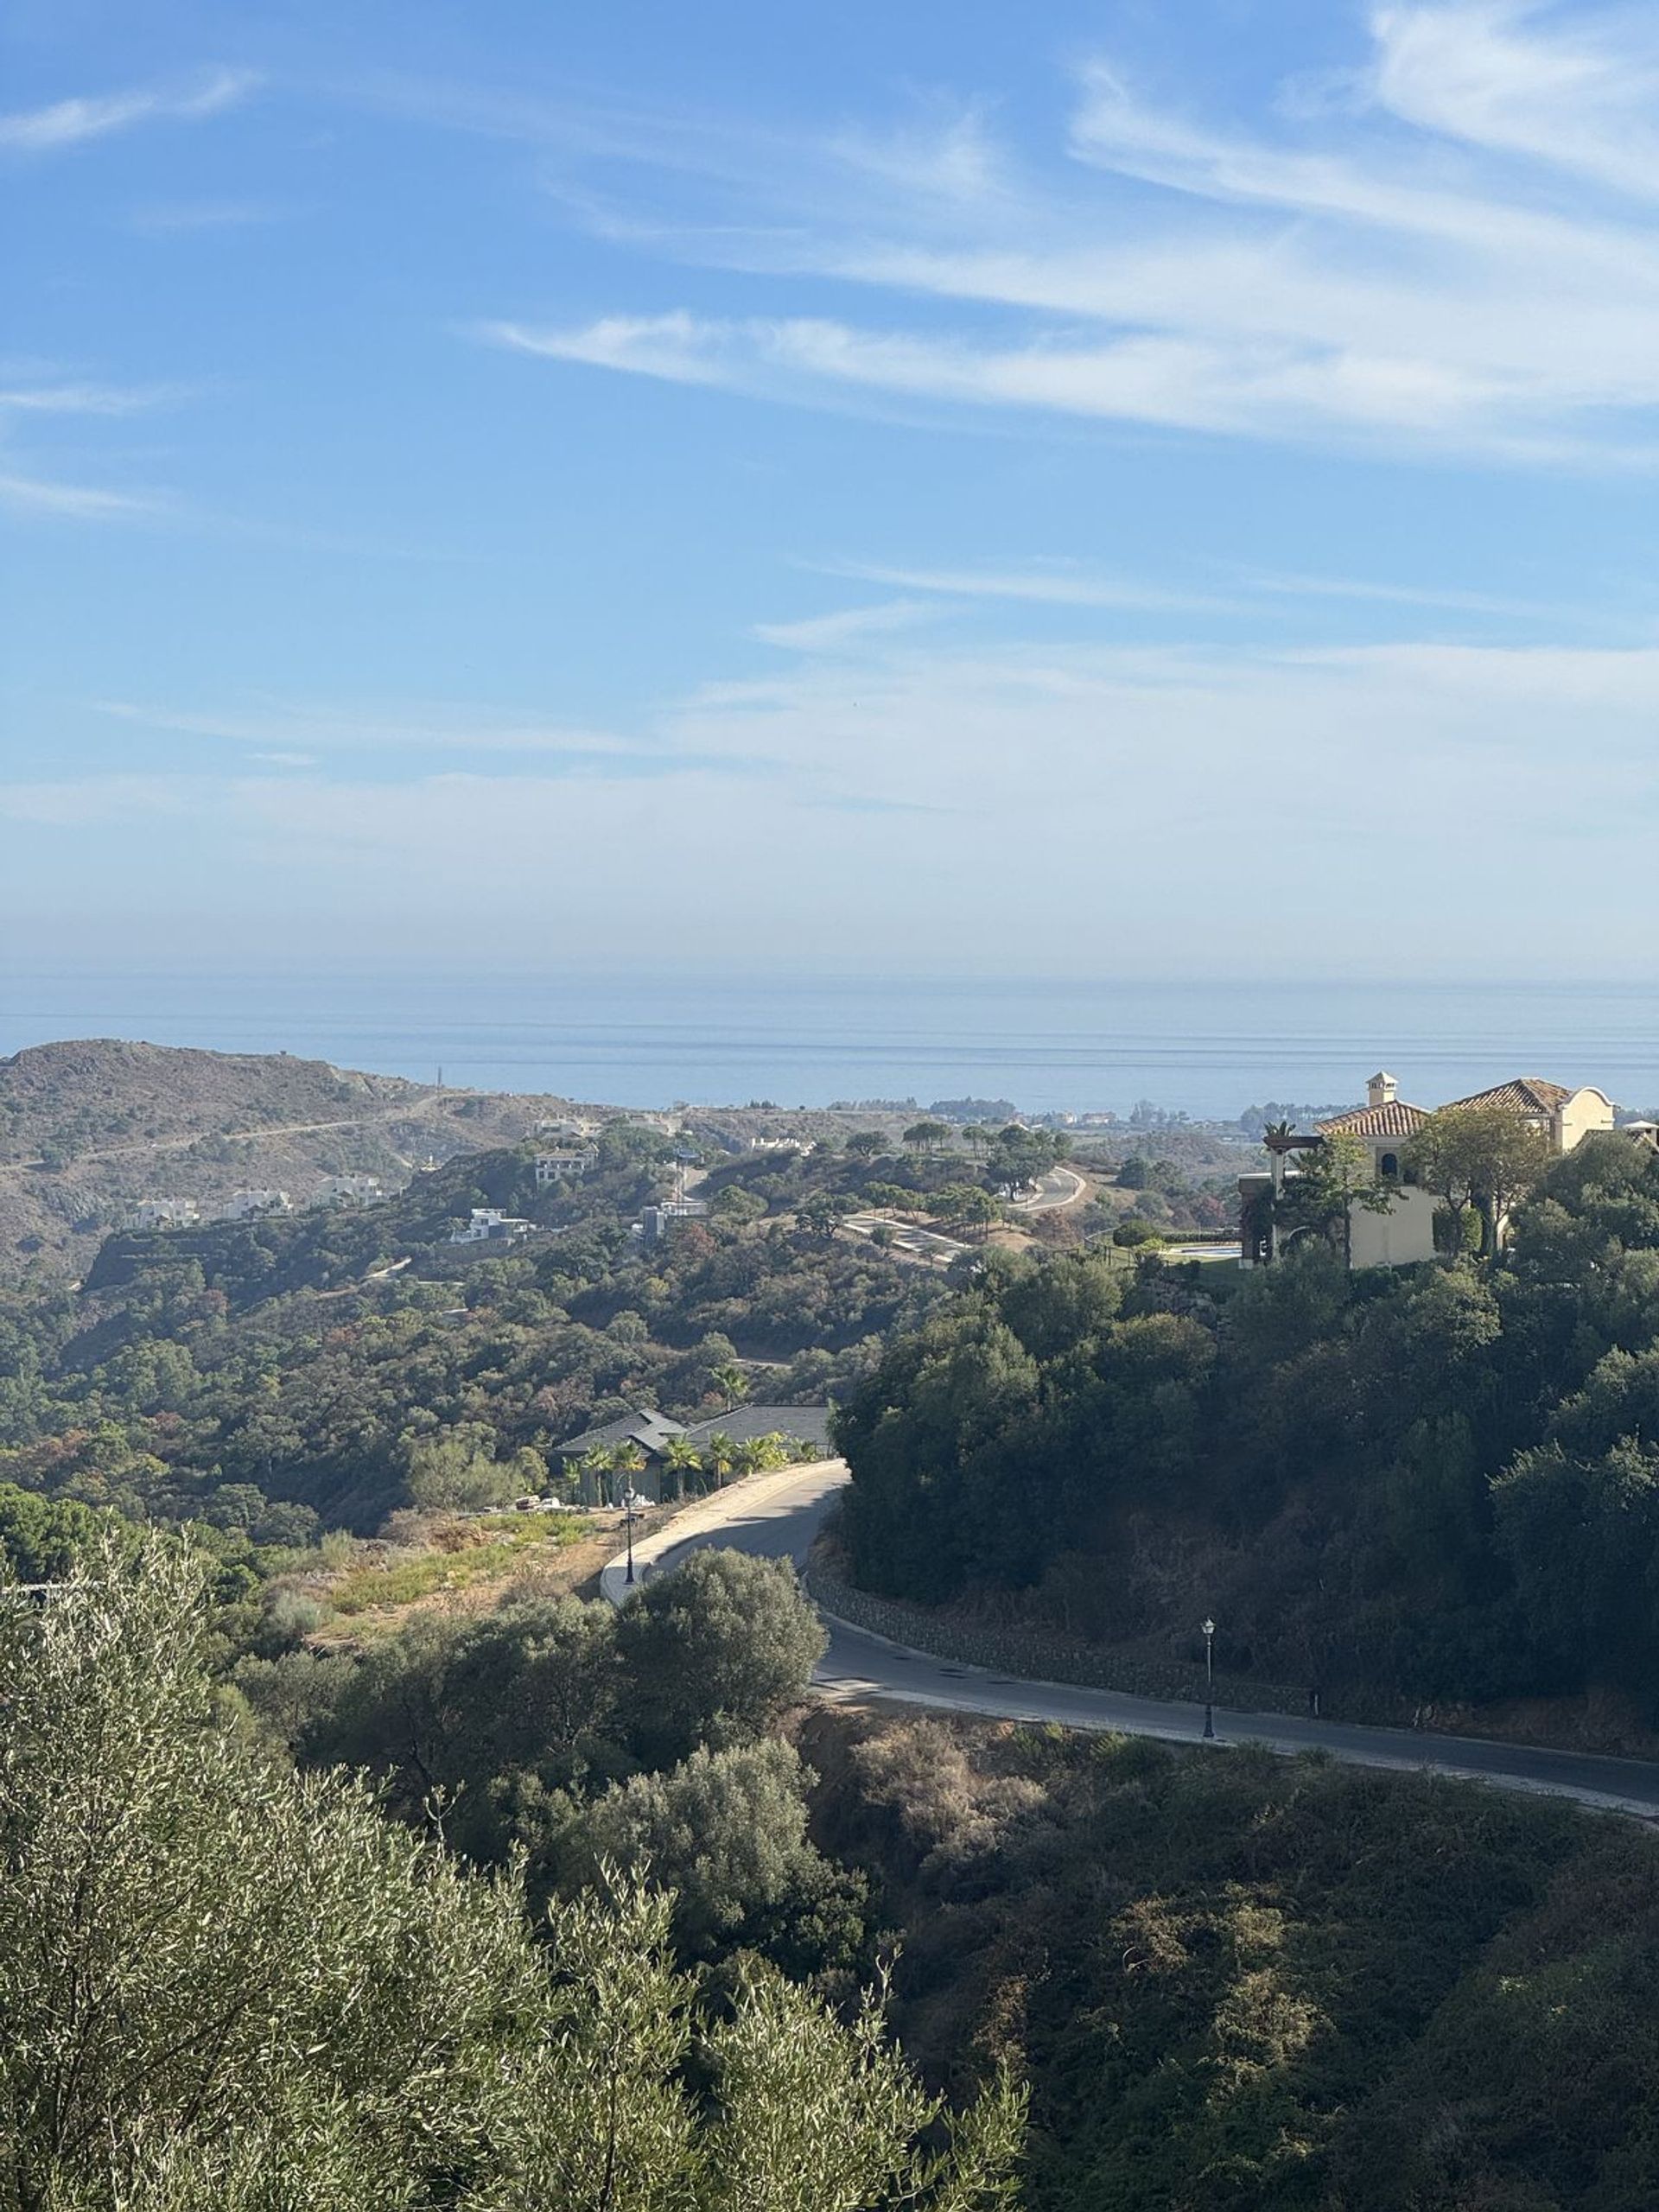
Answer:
[311, 1174, 383, 1209]
[535, 1149, 596, 1186]
[1240, 1071, 1620, 1270]
[129, 1198, 201, 1232]
[449, 1206, 532, 1246]
[221, 1188, 292, 1222]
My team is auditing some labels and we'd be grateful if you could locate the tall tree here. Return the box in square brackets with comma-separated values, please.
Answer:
[1407, 1105, 1552, 1259]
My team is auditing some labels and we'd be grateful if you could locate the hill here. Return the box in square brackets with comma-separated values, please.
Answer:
[0, 1039, 597, 1286]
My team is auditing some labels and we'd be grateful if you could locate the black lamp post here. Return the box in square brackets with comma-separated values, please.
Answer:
[1201, 1617, 1216, 1740]
[622, 1489, 645, 1586]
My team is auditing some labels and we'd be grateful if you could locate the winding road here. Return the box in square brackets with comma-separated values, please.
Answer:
[606, 1460, 1659, 1818]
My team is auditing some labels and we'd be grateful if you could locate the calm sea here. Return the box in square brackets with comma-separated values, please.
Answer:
[2, 973, 1656, 1122]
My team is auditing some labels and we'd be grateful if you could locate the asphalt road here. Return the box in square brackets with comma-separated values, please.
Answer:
[1009, 1165, 1089, 1213]
[618, 1461, 1659, 1818]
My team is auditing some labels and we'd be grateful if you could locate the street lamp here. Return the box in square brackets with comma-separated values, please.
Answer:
[1201, 1617, 1216, 1741]
[622, 1489, 646, 1586]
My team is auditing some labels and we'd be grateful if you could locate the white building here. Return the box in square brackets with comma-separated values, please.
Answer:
[535, 1116, 599, 1141]
[449, 1206, 532, 1246]
[312, 1174, 383, 1209]
[535, 1149, 597, 1187]
[633, 1198, 709, 1244]
[129, 1198, 200, 1232]
[221, 1188, 292, 1222]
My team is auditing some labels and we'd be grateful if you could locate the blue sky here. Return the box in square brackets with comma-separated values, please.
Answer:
[4, 0, 1659, 979]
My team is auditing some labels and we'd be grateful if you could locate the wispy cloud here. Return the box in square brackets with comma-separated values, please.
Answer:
[1368, 2, 1659, 200]
[0, 381, 182, 416]
[751, 600, 936, 652]
[92, 698, 658, 759]
[817, 559, 1241, 615]
[125, 200, 293, 237]
[0, 473, 162, 520]
[0, 67, 257, 155]
[1241, 568, 1573, 620]
[469, 5, 1659, 466]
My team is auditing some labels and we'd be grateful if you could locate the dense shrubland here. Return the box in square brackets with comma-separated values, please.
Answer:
[836, 1133, 1659, 1715]
[806, 1710, 1659, 2211]
[0, 1542, 1020, 2211]
[0, 1129, 945, 1534]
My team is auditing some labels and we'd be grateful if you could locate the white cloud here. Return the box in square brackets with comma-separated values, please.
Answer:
[472, 6, 1659, 465]
[1370, 3, 1659, 199]
[0, 473, 162, 519]
[817, 560, 1241, 615]
[0, 381, 181, 415]
[752, 601, 936, 652]
[0, 68, 257, 155]
[92, 698, 660, 758]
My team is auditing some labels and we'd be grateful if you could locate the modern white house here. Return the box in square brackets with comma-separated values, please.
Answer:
[311, 1174, 383, 1209]
[535, 1116, 599, 1141]
[449, 1206, 532, 1246]
[1240, 1071, 1621, 1271]
[129, 1198, 201, 1231]
[632, 1198, 709, 1244]
[221, 1188, 292, 1222]
[534, 1149, 597, 1187]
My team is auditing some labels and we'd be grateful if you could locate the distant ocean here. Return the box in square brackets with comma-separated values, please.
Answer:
[3, 973, 1656, 1123]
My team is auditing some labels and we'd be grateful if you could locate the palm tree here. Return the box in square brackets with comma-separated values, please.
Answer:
[573, 1447, 613, 1509]
[709, 1361, 749, 1414]
[731, 1432, 790, 1479]
[700, 1432, 737, 1490]
[661, 1434, 702, 1501]
[607, 1440, 649, 1508]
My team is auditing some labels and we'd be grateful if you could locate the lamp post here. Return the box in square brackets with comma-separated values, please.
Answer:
[1201, 1617, 1216, 1740]
[622, 1489, 645, 1586]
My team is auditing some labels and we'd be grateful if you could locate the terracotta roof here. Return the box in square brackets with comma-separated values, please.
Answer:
[1440, 1077, 1572, 1119]
[1316, 1100, 1429, 1139]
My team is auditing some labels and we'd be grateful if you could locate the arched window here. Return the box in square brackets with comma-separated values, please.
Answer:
[1379, 1152, 1399, 1179]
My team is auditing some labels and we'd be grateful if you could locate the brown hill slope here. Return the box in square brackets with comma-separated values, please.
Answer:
[0, 1039, 585, 1286]
[0, 1039, 428, 1165]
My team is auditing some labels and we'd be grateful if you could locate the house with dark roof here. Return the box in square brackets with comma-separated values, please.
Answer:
[554, 1403, 835, 1503]
[1240, 1069, 1620, 1271]
[679, 1404, 834, 1454]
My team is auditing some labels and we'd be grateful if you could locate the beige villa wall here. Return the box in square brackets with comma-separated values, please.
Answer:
[1347, 1186, 1440, 1268]
[1558, 1088, 1616, 1153]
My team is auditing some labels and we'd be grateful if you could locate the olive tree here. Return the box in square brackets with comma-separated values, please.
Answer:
[613, 1548, 826, 1767]
[0, 1541, 1021, 2212]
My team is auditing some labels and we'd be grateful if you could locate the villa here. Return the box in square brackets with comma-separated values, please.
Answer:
[534, 1149, 597, 1186]
[448, 1206, 532, 1246]
[1239, 1071, 1620, 1270]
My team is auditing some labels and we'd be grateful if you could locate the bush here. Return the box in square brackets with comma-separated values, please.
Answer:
[615, 1549, 827, 1768]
